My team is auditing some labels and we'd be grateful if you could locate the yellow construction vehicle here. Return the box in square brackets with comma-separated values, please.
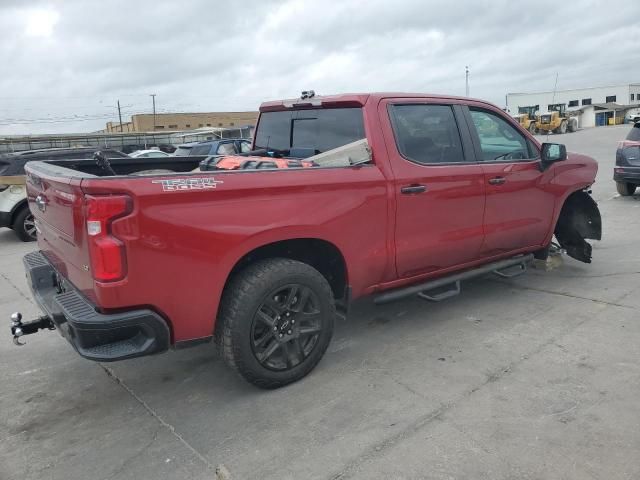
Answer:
[514, 105, 539, 134]
[536, 103, 578, 134]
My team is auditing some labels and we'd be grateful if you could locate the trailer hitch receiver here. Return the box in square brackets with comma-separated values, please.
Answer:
[10, 312, 55, 346]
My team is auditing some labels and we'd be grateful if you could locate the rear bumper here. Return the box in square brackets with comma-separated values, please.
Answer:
[614, 166, 640, 183]
[23, 251, 170, 361]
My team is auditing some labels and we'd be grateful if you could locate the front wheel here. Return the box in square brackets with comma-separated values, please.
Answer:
[12, 206, 37, 242]
[528, 122, 537, 134]
[616, 181, 637, 196]
[217, 258, 335, 389]
[557, 121, 567, 134]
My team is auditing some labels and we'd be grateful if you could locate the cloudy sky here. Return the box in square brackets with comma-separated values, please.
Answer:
[2, 0, 639, 135]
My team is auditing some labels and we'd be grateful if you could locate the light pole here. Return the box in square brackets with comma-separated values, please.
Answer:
[150, 94, 157, 130]
[465, 66, 470, 97]
[117, 100, 123, 132]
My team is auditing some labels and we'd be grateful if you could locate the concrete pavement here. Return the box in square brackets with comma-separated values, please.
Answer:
[1, 125, 639, 480]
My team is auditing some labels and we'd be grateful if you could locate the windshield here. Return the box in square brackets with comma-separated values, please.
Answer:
[253, 108, 365, 156]
[626, 123, 640, 141]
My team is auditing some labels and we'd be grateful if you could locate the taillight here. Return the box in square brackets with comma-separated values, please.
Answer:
[85, 195, 132, 282]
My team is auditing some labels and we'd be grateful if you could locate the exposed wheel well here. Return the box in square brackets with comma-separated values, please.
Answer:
[10, 199, 28, 223]
[226, 238, 348, 300]
[554, 190, 602, 263]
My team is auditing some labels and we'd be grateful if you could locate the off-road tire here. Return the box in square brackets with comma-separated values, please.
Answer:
[12, 206, 36, 242]
[558, 120, 567, 134]
[616, 181, 637, 196]
[528, 122, 537, 134]
[217, 258, 335, 389]
[568, 119, 577, 132]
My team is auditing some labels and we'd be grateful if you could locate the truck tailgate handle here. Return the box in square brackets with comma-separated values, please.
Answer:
[35, 195, 48, 212]
[488, 177, 506, 185]
[400, 184, 427, 194]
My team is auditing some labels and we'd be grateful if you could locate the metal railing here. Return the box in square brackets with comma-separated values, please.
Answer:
[0, 126, 253, 154]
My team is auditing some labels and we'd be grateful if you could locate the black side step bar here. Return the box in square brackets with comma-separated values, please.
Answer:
[374, 254, 534, 305]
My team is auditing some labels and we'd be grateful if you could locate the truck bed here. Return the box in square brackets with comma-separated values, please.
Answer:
[42, 155, 203, 177]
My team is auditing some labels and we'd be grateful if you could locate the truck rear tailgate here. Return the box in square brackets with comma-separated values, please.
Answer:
[25, 168, 95, 299]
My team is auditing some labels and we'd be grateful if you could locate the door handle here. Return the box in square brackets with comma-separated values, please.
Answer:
[488, 177, 506, 185]
[400, 184, 427, 194]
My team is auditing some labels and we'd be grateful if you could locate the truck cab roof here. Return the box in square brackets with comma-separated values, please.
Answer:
[259, 92, 491, 112]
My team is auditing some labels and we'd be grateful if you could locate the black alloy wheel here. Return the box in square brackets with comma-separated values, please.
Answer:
[251, 284, 322, 371]
[217, 258, 335, 388]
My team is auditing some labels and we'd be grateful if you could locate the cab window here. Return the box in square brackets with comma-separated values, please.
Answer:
[469, 108, 536, 161]
[254, 108, 365, 155]
[389, 104, 465, 164]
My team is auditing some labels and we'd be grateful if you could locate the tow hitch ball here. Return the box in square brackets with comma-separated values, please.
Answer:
[10, 312, 55, 346]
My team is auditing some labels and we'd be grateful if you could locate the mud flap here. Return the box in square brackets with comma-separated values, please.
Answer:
[554, 191, 602, 263]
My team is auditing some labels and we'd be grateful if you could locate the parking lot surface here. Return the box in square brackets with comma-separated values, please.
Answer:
[1, 125, 639, 480]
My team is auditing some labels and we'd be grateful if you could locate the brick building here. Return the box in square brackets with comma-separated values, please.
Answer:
[103, 111, 258, 133]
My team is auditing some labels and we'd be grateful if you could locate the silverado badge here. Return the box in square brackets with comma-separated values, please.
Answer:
[152, 177, 223, 192]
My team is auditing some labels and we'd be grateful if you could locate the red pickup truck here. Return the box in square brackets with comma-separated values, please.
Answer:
[12, 92, 601, 389]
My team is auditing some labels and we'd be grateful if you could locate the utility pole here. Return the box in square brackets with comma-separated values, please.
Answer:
[465, 66, 470, 97]
[150, 94, 157, 130]
[117, 100, 123, 132]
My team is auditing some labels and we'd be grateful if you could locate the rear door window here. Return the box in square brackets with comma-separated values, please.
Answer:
[174, 146, 192, 156]
[190, 145, 213, 156]
[389, 104, 465, 164]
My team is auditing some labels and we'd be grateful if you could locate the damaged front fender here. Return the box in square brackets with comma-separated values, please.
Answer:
[554, 190, 602, 263]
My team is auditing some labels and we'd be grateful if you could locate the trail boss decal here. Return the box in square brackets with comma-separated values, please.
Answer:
[152, 177, 223, 192]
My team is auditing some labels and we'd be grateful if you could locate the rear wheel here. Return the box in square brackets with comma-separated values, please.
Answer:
[616, 182, 637, 196]
[12, 206, 37, 242]
[528, 122, 537, 134]
[217, 258, 335, 389]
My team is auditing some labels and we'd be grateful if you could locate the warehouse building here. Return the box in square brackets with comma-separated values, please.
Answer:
[507, 83, 640, 128]
[102, 111, 258, 133]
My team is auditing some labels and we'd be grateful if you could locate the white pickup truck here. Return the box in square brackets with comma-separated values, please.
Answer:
[626, 108, 640, 124]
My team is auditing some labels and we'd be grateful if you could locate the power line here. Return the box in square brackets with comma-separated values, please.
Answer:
[0, 111, 139, 126]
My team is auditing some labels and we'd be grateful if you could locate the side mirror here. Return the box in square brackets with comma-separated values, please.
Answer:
[540, 143, 567, 170]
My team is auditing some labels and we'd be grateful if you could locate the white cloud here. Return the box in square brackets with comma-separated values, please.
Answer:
[1, 0, 639, 134]
[24, 7, 59, 37]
